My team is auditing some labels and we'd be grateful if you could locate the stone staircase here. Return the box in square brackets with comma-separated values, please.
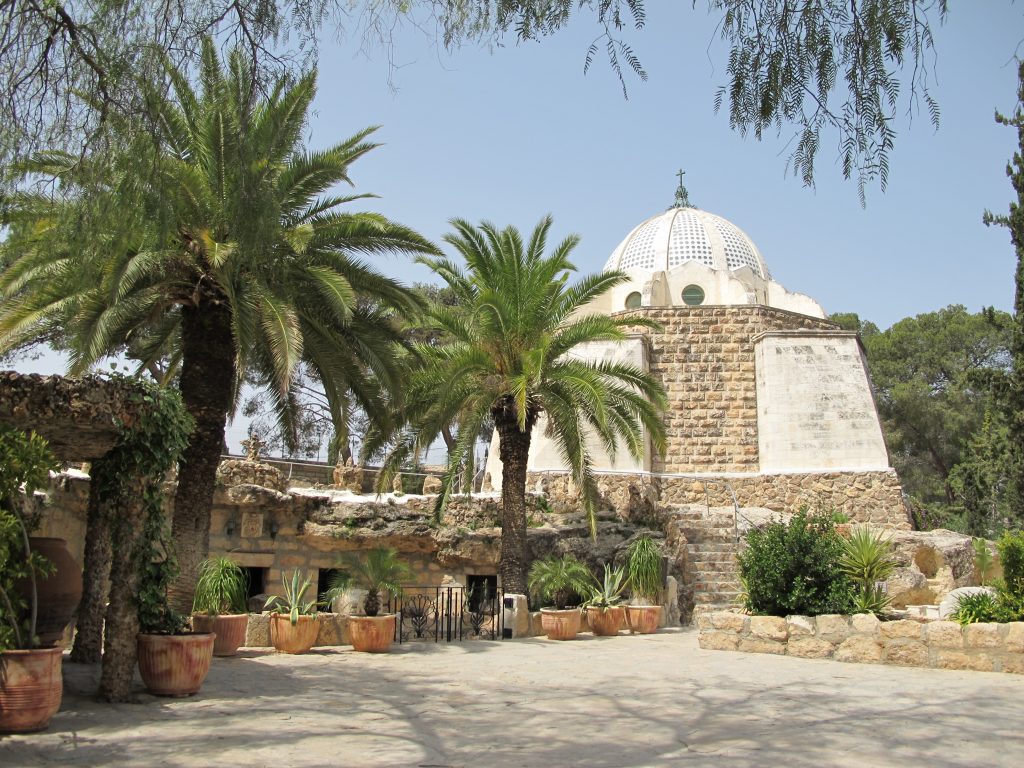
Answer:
[668, 504, 744, 621]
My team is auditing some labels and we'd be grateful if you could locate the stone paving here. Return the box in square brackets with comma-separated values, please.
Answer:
[3, 628, 1023, 767]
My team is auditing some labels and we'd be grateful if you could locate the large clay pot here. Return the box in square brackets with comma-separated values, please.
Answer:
[625, 605, 662, 635]
[17, 538, 82, 646]
[0, 647, 62, 733]
[586, 606, 625, 636]
[137, 633, 215, 696]
[192, 613, 249, 656]
[347, 615, 396, 653]
[269, 613, 319, 654]
[540, 608, 581, 641]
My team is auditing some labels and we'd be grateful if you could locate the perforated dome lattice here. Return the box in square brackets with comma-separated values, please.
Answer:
[604, 207, 769, 280]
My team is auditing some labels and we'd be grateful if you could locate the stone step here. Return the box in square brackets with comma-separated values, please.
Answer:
[694, 591, 742, 603]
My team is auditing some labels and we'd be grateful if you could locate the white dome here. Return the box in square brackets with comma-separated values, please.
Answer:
[603, 207, 770, 280]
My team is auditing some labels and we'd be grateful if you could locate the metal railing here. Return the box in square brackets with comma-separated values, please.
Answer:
[383, 584, 504, 643]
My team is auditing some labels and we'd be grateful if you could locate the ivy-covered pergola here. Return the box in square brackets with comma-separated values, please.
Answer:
[0, 371, 190, 702]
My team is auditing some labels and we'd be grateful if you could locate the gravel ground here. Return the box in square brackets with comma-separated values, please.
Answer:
[3, 628, 1023, 767]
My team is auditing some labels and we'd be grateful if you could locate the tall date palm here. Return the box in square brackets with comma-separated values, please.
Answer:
[0, 41, 437, 605]
[382, 216, 667, 596]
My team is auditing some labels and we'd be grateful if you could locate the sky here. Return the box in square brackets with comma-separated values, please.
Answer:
[10, 3, 1024, 455]
[308, 2, 1023, 329]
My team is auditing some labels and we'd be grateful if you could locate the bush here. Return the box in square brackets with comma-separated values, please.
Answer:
[738, 509, 855, 617]
[997, 530, 1024, 598]
[951, 592, 1000, 625]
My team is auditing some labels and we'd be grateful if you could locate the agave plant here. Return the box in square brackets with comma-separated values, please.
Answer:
[264, 569, 318, 625]
[838, 527, 896, 615]
[584, 564, 630, 612]
[323, 548, 411, 617]
[528, 554, 591, 610]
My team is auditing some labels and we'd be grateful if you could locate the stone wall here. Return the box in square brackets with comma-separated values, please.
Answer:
[698, 611, 1024, 674]
[36, 469, 667, 607]
[622, 306, 836, 474]
[528, 468, 910, 530]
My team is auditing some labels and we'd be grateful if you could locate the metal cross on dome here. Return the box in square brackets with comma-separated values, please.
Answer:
[673, 168, 693, 209]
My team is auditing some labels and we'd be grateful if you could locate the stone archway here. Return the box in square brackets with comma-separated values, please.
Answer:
[0, 371, 170, 701]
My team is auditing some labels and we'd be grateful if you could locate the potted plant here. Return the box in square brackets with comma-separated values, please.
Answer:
[136, 520, 215, 696]
[625, 535, 664, 634]
[528, 553, 591, 641]
[191, 557, 250, 656]
[583, 564, 629, 637]
[0, 426, 62, 733]
[323, 548, 410, 652]
[264, 569, 320, 654]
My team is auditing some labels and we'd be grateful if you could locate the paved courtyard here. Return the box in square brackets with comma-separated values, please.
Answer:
[3, 628, 1022, 767]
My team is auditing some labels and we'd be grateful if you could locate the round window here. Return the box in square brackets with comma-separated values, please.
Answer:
[624, 291, 642, 310]
[682, 284, 705, 306]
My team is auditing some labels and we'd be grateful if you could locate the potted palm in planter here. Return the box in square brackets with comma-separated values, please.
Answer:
[528, 553, 591, 641]
[583, 564, 629, 637]
[191, 557, 250, 656]
[0, 426, 62, 733]
[265, 569, 320, 654]
[625, 536, 664, 634]
[323, 548, 410, 653]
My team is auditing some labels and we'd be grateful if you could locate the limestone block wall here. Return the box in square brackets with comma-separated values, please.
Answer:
[754, 332, 889, 472]
[529, 467, 910, 529]
[657, 471, 909, 529]
[698, 611, 1024, 674]
[622, 306, 836, 474]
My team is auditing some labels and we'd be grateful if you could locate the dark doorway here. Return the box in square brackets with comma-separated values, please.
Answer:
[466, 574, 497, 612]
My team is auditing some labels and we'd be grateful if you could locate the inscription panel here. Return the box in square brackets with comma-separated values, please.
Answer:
[756, 334, 889, 472]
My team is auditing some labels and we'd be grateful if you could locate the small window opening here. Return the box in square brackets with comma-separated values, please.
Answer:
[682, 284, 705, 306]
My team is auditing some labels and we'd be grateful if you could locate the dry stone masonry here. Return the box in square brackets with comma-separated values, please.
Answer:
[698, 611, 1024, 674]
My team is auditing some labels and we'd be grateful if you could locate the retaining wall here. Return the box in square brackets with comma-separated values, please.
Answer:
[698, 611, 1024, 674]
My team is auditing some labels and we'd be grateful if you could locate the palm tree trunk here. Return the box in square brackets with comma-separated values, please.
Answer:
[170, 302, 235, 612]
[70, 457, 113, 663]
[494, 410, 534, 599]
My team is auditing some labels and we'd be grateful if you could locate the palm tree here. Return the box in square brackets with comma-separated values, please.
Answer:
[0, 41, 438, 606]
[381, 216, 667, 596]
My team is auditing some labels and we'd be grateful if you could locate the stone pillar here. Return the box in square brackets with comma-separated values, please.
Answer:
[502, 593, 530, 638]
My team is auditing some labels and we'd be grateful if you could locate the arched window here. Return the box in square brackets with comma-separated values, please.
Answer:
[682, 284, 705, 306]
[624, 291, 642, 310]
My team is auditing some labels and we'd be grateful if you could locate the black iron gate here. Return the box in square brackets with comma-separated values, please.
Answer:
[385, 584, 504, 643]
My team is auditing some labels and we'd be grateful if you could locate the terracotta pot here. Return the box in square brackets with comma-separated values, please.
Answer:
[269, 613, 319, 654]
[17, 538, 82, 646]
[192, 613, 249, 656]
[347, 615, 396, 653]
[540, 608, 581, 640]
[625, 605, 662, 635]
[0, 647, 62, 733]
[136, 633, 215, 696]
[586, 606, 625, 636]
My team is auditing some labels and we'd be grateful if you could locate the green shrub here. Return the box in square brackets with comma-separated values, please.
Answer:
[951, 591, 1000, 625]
[973, 538, 995, 586]
[737, 509, 855, 617]
[997, 530, 1024, 598]
[0, 425, 59, 650]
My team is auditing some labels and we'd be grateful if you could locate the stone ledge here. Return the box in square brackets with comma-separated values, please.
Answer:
[698, 611, 1024, 674]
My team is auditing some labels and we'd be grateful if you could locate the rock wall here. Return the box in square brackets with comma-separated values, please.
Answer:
[36, 470, 671, 607]
[634, 306, 837, 474]
[698, 611, 1024, 674]
[527, 468, 910, 530]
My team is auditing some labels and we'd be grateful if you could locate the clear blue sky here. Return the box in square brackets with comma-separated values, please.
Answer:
[309, 2, 1023, 330]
